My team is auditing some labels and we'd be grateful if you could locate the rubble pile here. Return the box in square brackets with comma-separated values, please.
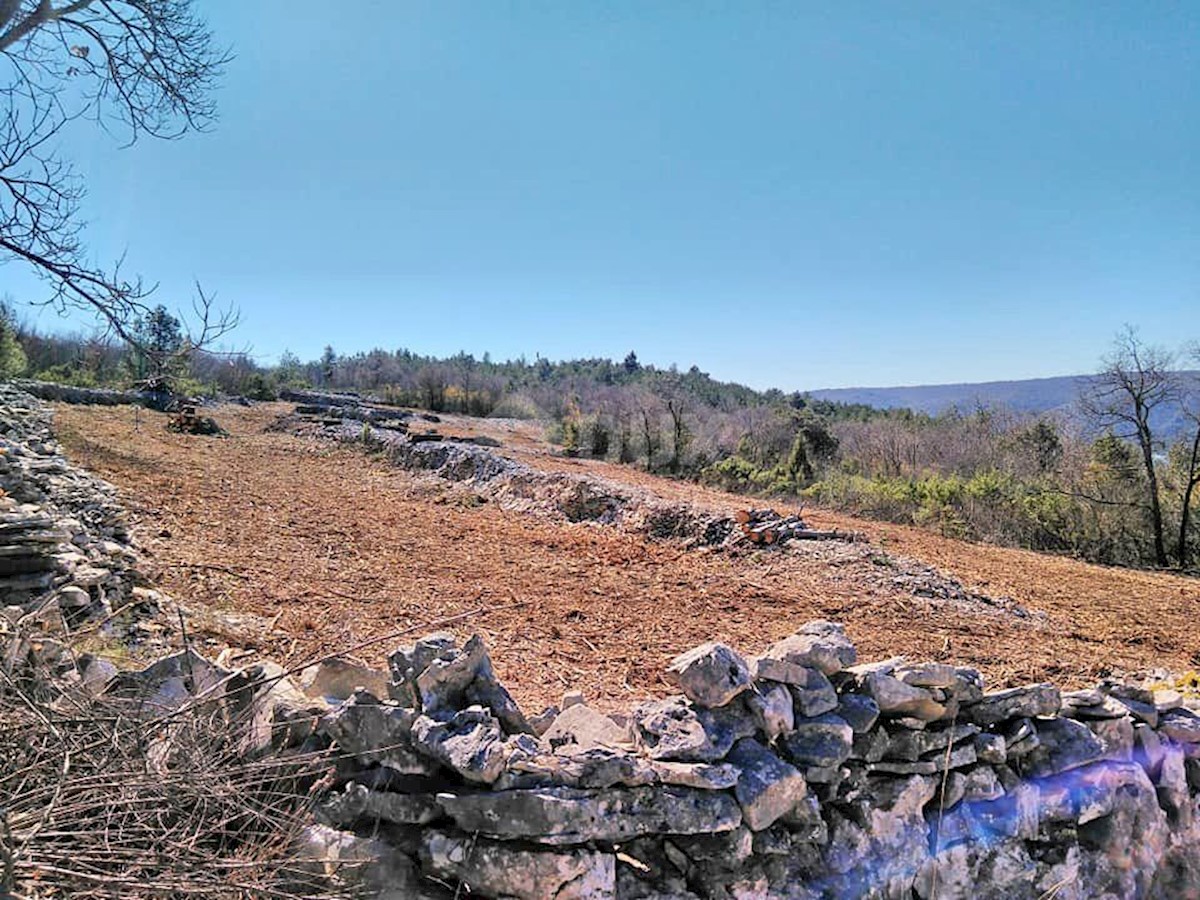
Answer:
[295, 625, 1200, 899]
[0, 384, 140, 618]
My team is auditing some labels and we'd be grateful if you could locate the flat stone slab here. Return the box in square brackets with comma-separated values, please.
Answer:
[962, 684, 1060, 726]
[437, 785, 743, 845]
[726, 738, 807, 831]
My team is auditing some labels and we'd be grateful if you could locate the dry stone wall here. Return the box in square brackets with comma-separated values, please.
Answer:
[302, 627, 1200, 899]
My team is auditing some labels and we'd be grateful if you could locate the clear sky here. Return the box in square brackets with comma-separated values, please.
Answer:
[6, 1, 1198, 390]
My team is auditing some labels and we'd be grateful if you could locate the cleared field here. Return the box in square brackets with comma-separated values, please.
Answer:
[53, 401, 1200, 713]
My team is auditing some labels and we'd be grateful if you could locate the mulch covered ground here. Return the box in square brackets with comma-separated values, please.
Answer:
[52, 401, 1200, 714]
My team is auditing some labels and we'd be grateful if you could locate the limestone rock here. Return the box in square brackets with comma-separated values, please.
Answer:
[1015, 718, 1105, 778]
[884, 722, 979, 762]
[756, 621, 856, 678]
[421, 831, 615, 900]
[746, 681, 794, 741]
[321, 689, 435, 774]
[782, 714, 854, 769]
[861, 672, 946, 722]
[317, 782, 440, 827]
[298, 658, 389, 703]
[1159, 709, 1200, 743]
[665, 642, 752, 708]
[726, 738, 808, 831]
[541, 703, 631, 754]
[437, 784, 743, 845]
[835, 692, 880, 734]
[411, 706, 509, 783]
[631, 696, 754, 763]
[787, 668, 839, 718]
[962, 683, 1060, 726]
[648, 760, 741, 790]
[295, 824, 418, 899]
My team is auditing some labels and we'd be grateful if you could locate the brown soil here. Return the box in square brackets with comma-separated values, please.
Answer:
[52, 401, 1200, 714]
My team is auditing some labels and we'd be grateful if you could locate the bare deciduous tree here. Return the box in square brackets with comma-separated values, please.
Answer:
[0, 1, 235, 359]
[1080, 327, 1177, 567]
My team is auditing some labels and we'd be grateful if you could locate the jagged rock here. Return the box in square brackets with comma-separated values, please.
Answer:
[781, 792, 829, 844]
[320, 689, 436, 774]
[851, 726, 890, 764]
[500, 745, 654, 790]
[541, 703, 631, 754]
[666, 642, 752, 708]
[672, 826, 754, 870]
[529, 705, 560, 736]
[755, 621, 856, 678]
[782, 714, 854, 769]
[562, 689, 585, 709]
[787, 668, 839, 718]
[1154, 689, 1184, 713]
[226, 659, 323, 753]
[421, 831, 616, 899]
[960, 765, 1005, 803]
[104, 648, 230, 713]
[631, 696, 754, 762]
[436, 784, 743, 844]
[835, 693, 880, 734]
[411, 706, 510, 783]
[962, 683, 1060, 726]
[1135, 722, 1166, 776]
[1015, 718, 1105, 778]
[746, 681, 794, 741]
[298, 658, 389, 702]
[388, 632, 531, 734]
[726, 738, 808, 831]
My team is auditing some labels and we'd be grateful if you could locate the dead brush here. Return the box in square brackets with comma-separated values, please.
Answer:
[0, 670, 349, 899]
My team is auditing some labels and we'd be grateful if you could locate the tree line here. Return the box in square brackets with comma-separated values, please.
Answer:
[3, 305, 1197, 572]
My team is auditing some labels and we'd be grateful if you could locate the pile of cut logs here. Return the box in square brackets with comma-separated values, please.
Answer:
[735, 508, 853, 545]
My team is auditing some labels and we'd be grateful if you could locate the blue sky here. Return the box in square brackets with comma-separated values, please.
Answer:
[6, 1, 1197, 390]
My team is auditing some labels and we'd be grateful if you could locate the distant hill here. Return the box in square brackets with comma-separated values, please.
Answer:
[807, 372, 1200, 440]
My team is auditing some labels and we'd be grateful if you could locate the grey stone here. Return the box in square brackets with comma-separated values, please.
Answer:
[868, 743, 976, 775]
[421, 831, 615, 900]
[974, 732, 1007, 765]
[665, 642, 752, 708]
[962, 683, 1060, 726]
[320, 689, 435, 774]
[835, 692, 880, 734]
[746, 681, 793, 741]
[1015, 717, 1105, 778]
[411, 706, 509, 783]
[781, 714, 854, 769]
[960, 765, 1005, 803]
[781, 792, 828, 844]
[1159, 709, 1200, 743]
[726, 738, 808, 831]
[757, 621, 856, 678]
[862, 672, 947, 721]
[1087, 715, 1135, 762]
[884, 722, 979, 762]
[499, 745, 654, 790]
[296, 824, 418, 899]
[437, 785, 743, 845]
[317, 782, 440, 827]
[541, 703, 631, 754]
[388, 632, 531, 734]
[1134, 722, 1166, 776]
[893, 662, 958, 688]
[631, 696, 753, 762]
[787, 668, 839, 718]
[648, 760, 741, 790]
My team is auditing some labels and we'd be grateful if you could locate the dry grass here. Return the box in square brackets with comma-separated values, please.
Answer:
[52, 401, 1200, 714]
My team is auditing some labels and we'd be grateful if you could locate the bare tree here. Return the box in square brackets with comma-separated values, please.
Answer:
[1080, 327, 1177, 567]
[0, 1, 235, 352]
[1175, 345, 1200, 568]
